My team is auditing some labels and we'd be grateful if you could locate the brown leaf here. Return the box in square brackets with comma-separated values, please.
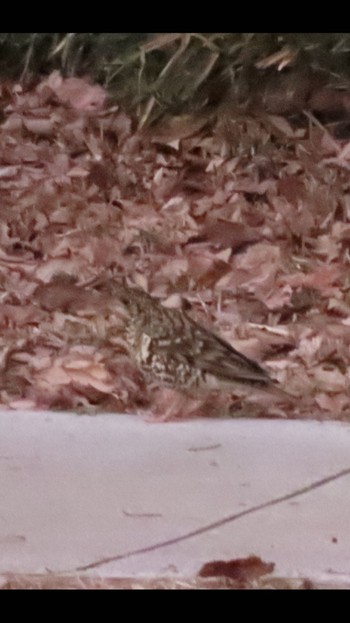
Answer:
[39, 71, 107, 112]
[147, 113, 209, 143]
[33, 280, 103, 313]
[88, 161, 115, 191]
[23, 117, 56, 136]
[186, 220, 259, 253]
[198, 555, 275, 582]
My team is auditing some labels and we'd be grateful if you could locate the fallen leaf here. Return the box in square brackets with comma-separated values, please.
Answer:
[198, 556, 275, 582]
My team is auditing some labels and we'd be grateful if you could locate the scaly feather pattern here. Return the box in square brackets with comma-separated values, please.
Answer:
[111, 284, 291, 400]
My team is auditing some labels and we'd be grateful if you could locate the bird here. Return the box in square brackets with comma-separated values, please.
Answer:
[105, 283, 294, 412]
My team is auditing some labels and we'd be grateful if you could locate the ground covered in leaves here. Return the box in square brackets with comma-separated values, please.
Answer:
[1, 71, 350, 420]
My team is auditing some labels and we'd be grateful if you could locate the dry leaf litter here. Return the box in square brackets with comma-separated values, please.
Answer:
[1, 72, 350, 420]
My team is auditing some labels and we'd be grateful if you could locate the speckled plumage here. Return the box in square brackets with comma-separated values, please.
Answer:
[113, 284, 288, 399]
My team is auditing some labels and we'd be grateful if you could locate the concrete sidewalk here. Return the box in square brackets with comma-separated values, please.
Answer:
[1, 411, 350, 587]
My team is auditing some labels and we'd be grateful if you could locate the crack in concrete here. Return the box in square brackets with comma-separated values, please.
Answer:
[75, 465, 350, 572]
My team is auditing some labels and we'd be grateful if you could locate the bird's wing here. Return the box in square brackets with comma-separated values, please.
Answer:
[189, 320, 271, 385]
